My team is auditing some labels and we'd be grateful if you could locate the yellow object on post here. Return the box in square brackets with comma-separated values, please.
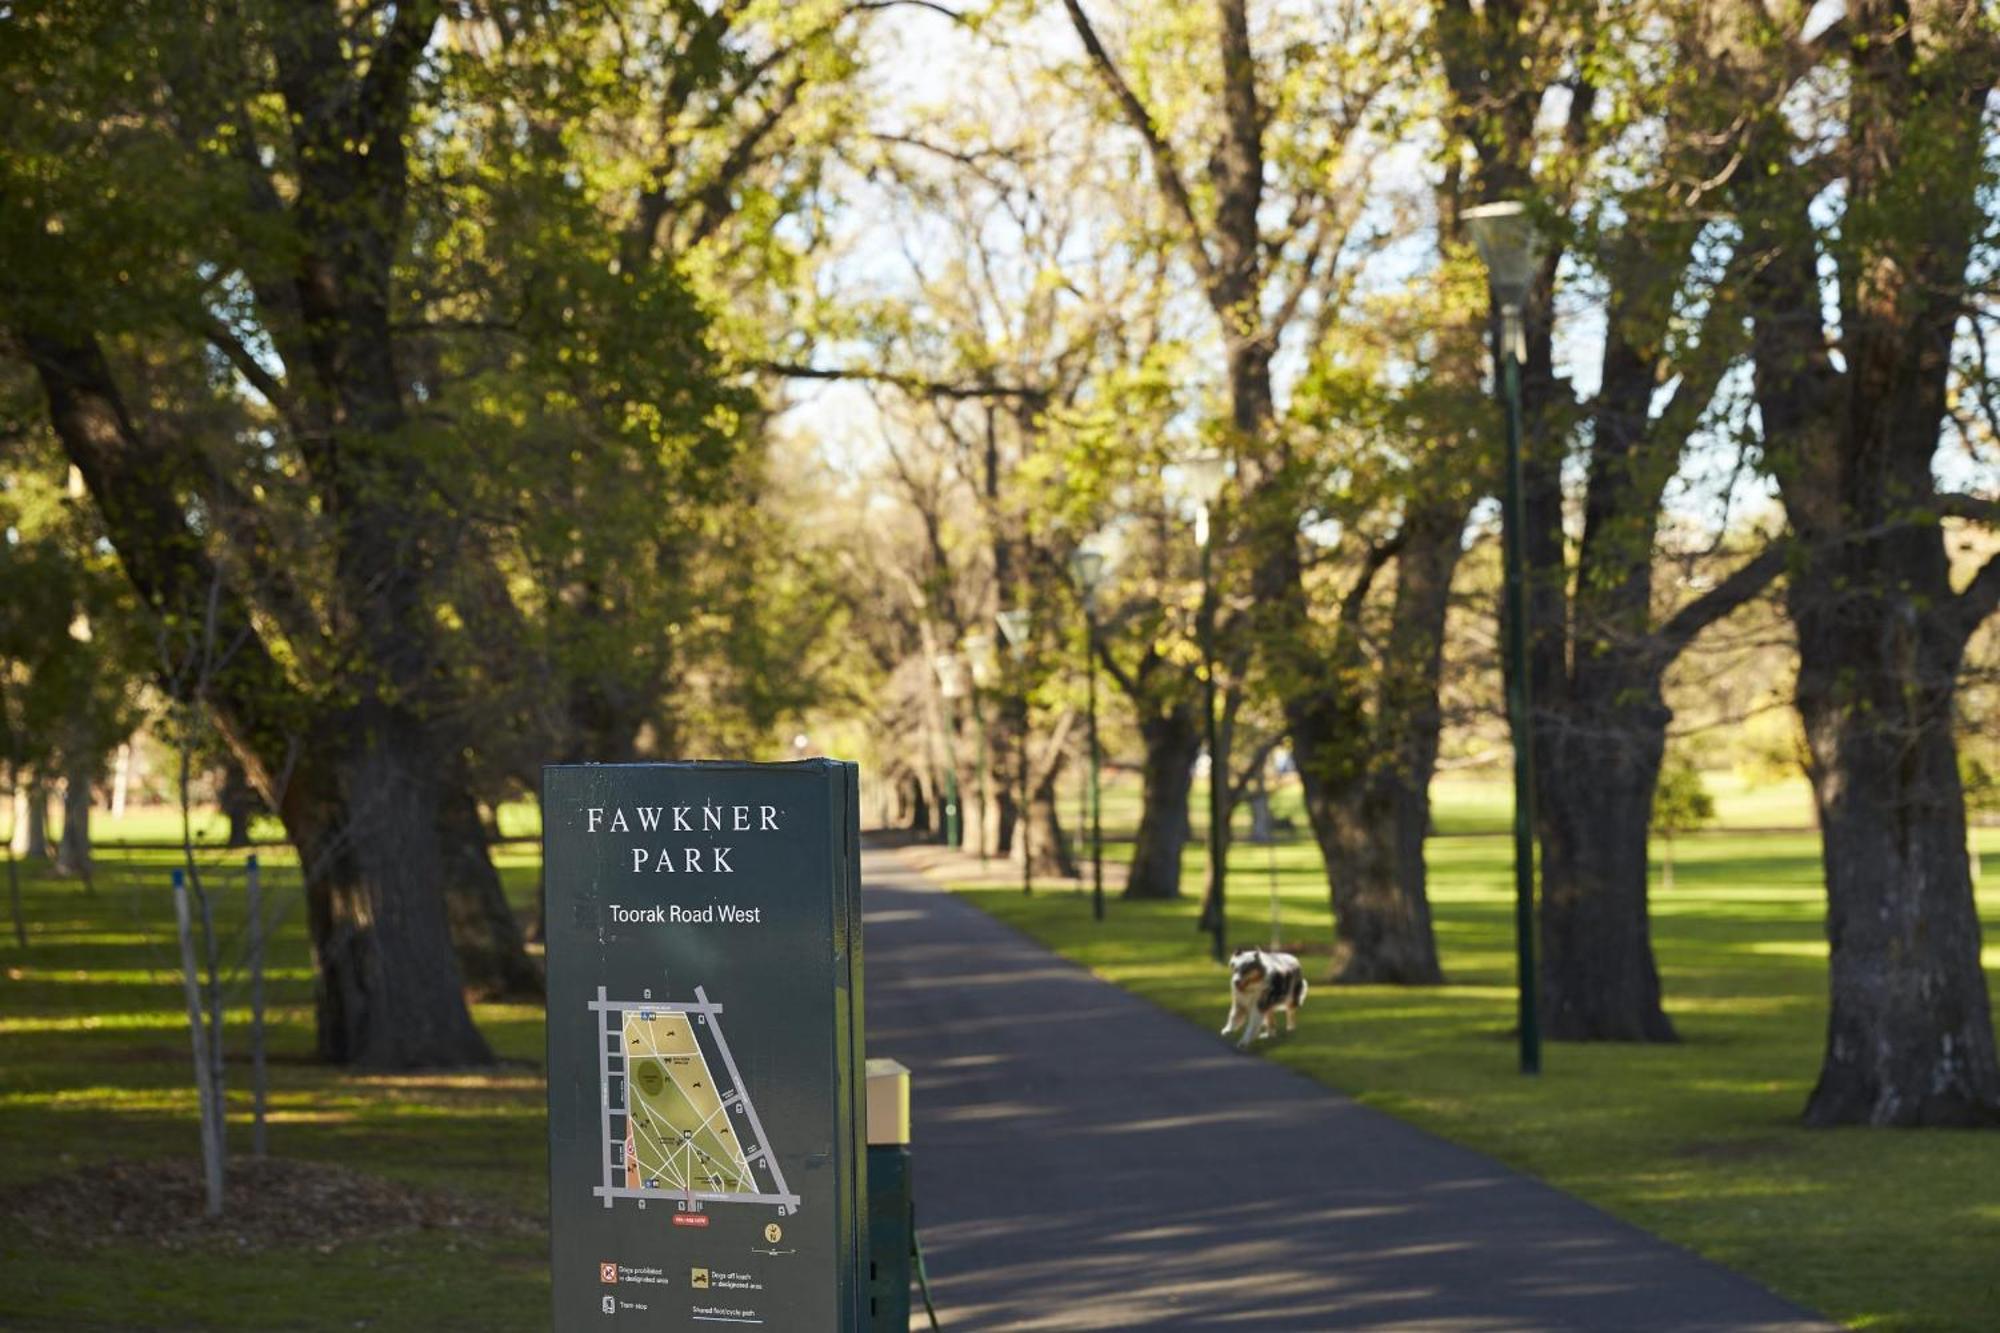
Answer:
[866, 1057, 910, 1147]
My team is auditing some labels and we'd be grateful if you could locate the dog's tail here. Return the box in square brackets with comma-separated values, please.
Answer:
[1293, 974, 1308, 1008]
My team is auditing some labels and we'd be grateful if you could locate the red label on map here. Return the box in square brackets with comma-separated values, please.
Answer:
[672, 1215, 710, 1228]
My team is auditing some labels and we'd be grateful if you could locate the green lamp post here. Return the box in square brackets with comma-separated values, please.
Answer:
[1068, 545, 1109, 923]
[1464, 199, 1543, 1077]
[996, 607, 1034, 895]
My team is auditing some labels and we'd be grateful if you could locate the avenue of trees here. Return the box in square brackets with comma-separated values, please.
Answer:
[3, 1, 1998, 1127]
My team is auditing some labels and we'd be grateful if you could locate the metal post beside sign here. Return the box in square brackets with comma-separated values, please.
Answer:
[544, 760, 867, 1331]
[864, 1058, 912, 1332]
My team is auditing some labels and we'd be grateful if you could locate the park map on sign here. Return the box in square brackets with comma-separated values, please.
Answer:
[590, 986, 800, 1215]
[623, 1011, 756, 1197]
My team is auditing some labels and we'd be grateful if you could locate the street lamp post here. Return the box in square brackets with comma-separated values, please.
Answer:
[1068, 546, 1108, 923]
[1178, 457, 1230, 963]
[965, 633, 997, 862]
[1464, 200, 1542, 1077]
[996, 608, 1034, 895]
[934, 651, 969, 851]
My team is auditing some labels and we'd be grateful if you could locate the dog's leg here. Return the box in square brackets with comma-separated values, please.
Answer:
[1285, 1000, 1298, 1032]
[1221, 996, 1244, 1037]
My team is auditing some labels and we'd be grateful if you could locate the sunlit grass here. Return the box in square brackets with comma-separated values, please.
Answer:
[0, 841, 551, 1330]
[5, 783, 1995, 1329]
[947, 776, 2000, 1333]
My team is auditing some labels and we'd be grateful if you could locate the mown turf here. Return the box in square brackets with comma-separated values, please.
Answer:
[4, 785, 1996, 1331]
[949, 779, 2000, 1333]
[0, 838, 550, 1332]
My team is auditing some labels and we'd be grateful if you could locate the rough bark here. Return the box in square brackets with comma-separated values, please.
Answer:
[281, 708, 496, 1066]
[1124, 704, 1200, 899]
[1790, 565, 1998, 1125]
[1734, 1, 2000, 1124]
[1295, 497, 1463, 985]
[436, 761, 543, 1001]
[54, 761, 92, 882]
[1024, 771, 1078, 879]
[220, 760, 257, 849]
[1538, 710, 1675, 1040]
[10, 783, 49, 861]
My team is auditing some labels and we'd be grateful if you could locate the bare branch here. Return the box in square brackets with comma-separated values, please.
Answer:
[1651, 543, 1787, 670]
[761, 361, 1048, 405]
[1061, 0, 1217, 290]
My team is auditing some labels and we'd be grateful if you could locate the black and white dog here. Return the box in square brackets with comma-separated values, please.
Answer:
[1221, 948, 1308, 1050]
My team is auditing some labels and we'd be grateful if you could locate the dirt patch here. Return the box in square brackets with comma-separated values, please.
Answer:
[0, 1156, 534, 1253]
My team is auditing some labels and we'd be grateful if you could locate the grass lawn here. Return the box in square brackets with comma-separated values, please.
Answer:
[947, 775, 2000, 1333]
[4, 784, 1996, 1330]
[0, 839, 551, 1332]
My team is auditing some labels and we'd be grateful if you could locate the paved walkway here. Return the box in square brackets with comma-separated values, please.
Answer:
[861, 850, 1836, 1332]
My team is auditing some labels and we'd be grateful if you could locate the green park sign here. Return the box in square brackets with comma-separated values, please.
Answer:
[543, 760, 867, 1331]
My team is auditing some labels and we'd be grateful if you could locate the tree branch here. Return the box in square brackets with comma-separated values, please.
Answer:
[1651, 543, 1787, 670]
[1061, 0, 1216, 291]
[761, 361, 1048, 405]
[682, 72, 808, 250]
[1952, 549, 2000, 645]
[195, 315, 298, 424]
[1937, 492, 2000, 525]
[1339, 530, 1409, 629]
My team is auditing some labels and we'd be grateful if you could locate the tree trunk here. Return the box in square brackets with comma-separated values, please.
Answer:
[1538, 708, 1677, 1041]
[280, 708, 495, 1067]
[28, 328, 492, 1069]
[1025, 770, 1077, 879]
[436, 765, 543, 1001]
[1310, 770, 1443, 984]
[1289, 496, 1462, 986]
[220, 760, 257, 848]
[1124, 704, 1198, 899]
[1732, 31, 2000, 1122]
[1791, 568, 2000, 1126]
[10, 783, 49, 861]
[56, 760, 93, 882]
[1246, 785, 1274, 843]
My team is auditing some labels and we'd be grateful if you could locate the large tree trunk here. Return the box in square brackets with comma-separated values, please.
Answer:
[10, 783, 49, 861]
[28, 329, 493, 1068]
[277, 709, 494, 1067]
[1538, 707, 1677, 1041]
[55, 761, 92, 882]
[1124, 704, 1198, 900]
[1312, 774, 1442, 983]
[1791, 564, 1999, 1126]
[1731, 6, 2000, 1120]
[1290, 496, 1462, 985]
[436, 763, 542, 1001]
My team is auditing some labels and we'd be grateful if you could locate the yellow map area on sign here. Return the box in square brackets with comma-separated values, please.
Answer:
[622, 1012, 757, 1197]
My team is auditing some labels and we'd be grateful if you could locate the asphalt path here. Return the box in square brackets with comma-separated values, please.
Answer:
[860, 849, 1837, 1333]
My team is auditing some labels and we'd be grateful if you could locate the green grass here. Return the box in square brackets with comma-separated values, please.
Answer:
[5, 777, 1995, 1330]
[950, 778, 2000, 1333]
[0, 842, 550, 1331]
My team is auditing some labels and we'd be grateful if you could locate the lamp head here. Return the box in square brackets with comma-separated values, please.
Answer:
[933, 651, 968, 700]
[1069, 546, 1108, 595]
[963, 632, 997, 687]
[995, 608, 1032, 653]
[1174, 455, 1229, 508]
[1462, 201, 1538, 312]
